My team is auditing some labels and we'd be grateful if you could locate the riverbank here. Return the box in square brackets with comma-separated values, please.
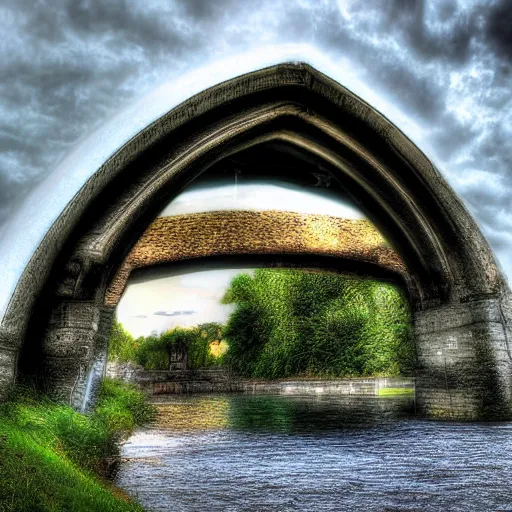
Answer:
[0, 379, 155, 512]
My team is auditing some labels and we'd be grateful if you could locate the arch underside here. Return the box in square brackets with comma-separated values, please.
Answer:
[0, 63, 511, 419]
[105, 211, 408, 307]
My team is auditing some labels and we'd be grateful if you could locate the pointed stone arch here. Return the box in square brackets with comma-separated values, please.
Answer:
[1, 63, 511, 418]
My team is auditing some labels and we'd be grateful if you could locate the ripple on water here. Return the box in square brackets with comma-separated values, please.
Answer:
[115, 394, 512, 511]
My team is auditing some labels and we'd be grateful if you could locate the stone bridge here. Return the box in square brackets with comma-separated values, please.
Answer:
[0, 62, 511, 419]
[105, 210, 407, 306]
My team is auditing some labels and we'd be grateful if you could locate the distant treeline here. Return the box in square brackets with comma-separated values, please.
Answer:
[109, 269, 415, 378]
[108, 321, 227, 370]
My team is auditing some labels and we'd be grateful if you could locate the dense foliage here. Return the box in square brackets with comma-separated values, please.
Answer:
[188, 323, 228, 368]
[109, 321, 227, 370]
[109, 270, 414, 378]
[108, 320, 139, 364]
[222, 269, 415, 379]
[0, 378, 155, 511]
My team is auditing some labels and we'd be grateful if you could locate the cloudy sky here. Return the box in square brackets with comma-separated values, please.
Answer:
[1, 0, 512, 281]
[118, 268, 241, 337]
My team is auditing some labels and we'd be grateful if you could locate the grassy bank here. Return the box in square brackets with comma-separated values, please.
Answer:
[0, 378, 155, 511]
[378, 387, 415, 397]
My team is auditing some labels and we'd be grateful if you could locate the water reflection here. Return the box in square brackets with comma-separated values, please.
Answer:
[226, 394, 414, 433]
[117, 394, 512, 512]
[150, 394, 414, 434]
[152, 397, 231, 431]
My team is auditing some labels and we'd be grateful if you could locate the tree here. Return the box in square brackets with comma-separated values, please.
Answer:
[135, 328, 197, 370]
[222, 269, 415, 378]
[108, 318, 137, 362]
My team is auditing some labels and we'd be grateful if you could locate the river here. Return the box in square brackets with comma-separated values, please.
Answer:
[115, 394, 512, 511]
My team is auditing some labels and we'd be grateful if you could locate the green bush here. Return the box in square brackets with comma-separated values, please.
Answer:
[0, 379, 155, 511]
[188, 323, 226, 369]
[115, 324, 227, 371]
[222, 269, 415, 379]
[131, 327, 195, 370]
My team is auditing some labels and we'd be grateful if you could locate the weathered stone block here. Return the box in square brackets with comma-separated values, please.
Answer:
[48, 301, 100, 331]
[42, 328, 95, 359]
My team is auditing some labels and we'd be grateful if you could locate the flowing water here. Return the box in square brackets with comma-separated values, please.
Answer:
[116, 394, 512, 511]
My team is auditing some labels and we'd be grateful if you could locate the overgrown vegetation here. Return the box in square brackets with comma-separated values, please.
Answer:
[94, 378, 157, 434]
[0, 378, 155, 511]
[222, 269, 415, 379]
[109, 321, 227, 370]
[109, 320, 140, 365]
[110, 270, 414, 380]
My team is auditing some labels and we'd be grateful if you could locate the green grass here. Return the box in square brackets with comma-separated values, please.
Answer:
[95, 378, 156, 435]
[0, 379, 155, 511]
[0, 424, 143, 512]
[378, 387, 414, 396]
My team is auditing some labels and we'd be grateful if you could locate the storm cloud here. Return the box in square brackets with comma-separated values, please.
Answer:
[1, 0, 511, 276]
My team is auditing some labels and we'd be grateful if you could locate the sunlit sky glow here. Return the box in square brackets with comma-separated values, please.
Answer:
[118, 268, 243, 338]
[159, 181, 366, 219]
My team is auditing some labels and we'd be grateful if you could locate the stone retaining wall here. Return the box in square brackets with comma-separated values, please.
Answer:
[107, 361, 414, 397]
[239, 377, 414, 396]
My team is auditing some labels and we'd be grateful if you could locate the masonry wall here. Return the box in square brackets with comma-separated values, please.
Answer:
[105, 210, 406, 305]
[415, 298, 512, 419]
[106, 360, 414, 398]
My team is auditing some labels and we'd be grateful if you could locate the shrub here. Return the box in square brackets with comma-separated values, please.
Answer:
[117, 324, 228, 371]
[222, 269, 415, 379]
[188, 323, 227, 369]
[0, 378, 154, 511]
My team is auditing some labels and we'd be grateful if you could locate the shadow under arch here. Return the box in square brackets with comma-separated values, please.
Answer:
[1, 62, 511, 420]
[127, 255, 408, 287]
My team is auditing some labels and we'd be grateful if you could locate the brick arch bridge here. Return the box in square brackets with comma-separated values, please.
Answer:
[105, 210, 407, 306]
[1, 63, 511, 419]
